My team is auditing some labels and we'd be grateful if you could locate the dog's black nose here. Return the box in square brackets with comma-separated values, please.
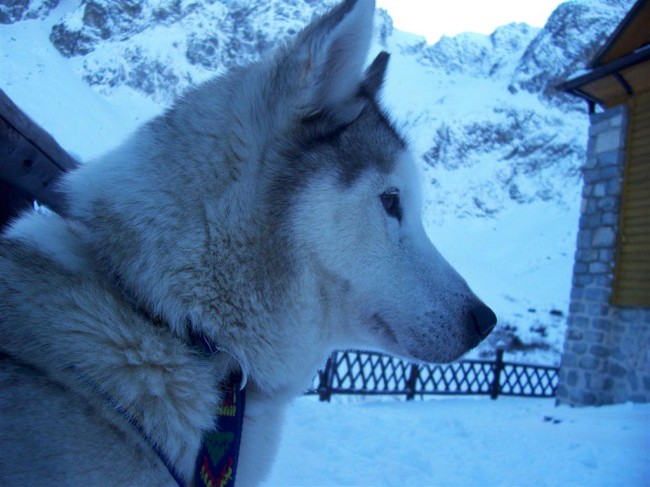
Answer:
[470, 304, 497, 338]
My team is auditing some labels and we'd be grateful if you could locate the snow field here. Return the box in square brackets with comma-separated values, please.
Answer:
[263, 396, 650, 486]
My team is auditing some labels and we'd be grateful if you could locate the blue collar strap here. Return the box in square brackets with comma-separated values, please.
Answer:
[193, 372, 246, 487]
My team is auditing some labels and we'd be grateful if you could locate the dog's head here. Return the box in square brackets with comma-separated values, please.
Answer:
[64, 0, 495, 376]
[263, 0, 496, 363]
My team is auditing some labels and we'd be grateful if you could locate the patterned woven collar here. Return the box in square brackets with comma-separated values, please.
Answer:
[193, 372, 246, 487]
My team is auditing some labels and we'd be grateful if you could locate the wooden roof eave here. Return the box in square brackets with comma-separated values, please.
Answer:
[590, 0, 650, 67]
[557, 45, 650, 107]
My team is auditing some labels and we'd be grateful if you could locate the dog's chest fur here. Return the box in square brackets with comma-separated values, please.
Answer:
[0, 212, 221, 482]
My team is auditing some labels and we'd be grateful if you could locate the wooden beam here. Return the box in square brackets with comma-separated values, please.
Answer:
[0, 88, 79, 216]
[0, 179, 31, 231]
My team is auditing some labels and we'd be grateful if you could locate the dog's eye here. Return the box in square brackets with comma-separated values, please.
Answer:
[380, 190, 402, 222]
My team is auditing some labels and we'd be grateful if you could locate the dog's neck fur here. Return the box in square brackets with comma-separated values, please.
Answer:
[60, 50, 352, 398]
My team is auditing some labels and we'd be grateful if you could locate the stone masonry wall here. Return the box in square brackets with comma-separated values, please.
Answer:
[557, 105, 650, 406]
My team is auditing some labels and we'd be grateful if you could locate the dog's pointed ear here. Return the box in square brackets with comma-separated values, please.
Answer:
[361, 51, 390, 97]
[294, 0, 375, 118]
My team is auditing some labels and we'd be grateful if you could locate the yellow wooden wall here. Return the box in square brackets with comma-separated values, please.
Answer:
[612, 90, 650, 307]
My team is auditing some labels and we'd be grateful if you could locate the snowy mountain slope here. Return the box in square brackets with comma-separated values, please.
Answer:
[0, 0, 634, 364]
[48, 0, 340, 102]
[404, 22, 540, 78]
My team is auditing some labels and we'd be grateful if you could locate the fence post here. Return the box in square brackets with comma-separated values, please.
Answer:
[490, 348, 504, 400]
[318, 352, 337, 402]
[405, 363, 419, 401]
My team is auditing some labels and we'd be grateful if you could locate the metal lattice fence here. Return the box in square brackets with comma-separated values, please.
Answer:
[306, 349, 559, 401]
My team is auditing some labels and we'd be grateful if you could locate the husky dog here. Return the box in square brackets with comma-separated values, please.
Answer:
[0, 0, 496, 485]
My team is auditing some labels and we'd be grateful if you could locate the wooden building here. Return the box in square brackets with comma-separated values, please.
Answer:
[0, 88, 78, 229]
[557, 0, 649, 405]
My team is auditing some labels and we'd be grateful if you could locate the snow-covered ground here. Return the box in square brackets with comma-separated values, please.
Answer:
[263, 396, 650, 486]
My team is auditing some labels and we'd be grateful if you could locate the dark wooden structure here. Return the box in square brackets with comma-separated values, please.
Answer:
[0, 88, 79, 229]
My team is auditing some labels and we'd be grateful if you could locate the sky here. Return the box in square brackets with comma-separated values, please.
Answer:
[377, 0, 565, 43]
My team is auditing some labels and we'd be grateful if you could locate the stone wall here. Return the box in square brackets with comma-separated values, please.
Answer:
[557, 105, 650, 406]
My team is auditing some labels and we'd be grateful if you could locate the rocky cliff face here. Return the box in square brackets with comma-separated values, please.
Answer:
[46, 0, 338, 100]
[509, 0, 634, 104]
[29, 0, 629, 106]
[406, 22, 539, 78]
[0, 0, 58, 23]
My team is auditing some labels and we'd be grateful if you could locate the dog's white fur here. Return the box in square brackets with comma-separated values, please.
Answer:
[0, 1, 494, 485]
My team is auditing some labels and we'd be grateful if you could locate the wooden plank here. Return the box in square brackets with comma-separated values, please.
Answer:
[614, 281, 650, 295]
[616, 267, 650, 281]
[620, 234, 650, 246]
[630, 144, 650, 159]
[623, 174, 650, 190]
[620, 234, 650, 248]
[629, 142, 650, 156]
[0, 90, 78, 172]
[634, 112, 650, 126]
[617, 255, 650, 267]
[622, 197, 650, 213]
[624, 213, 650, 228]
[615, 264, 650, 280]
[623, 178, 650, 192]
[626, 161, 650, 178]
[623, 204, 650, 219]
[582, 77, 628, 108]
[631, 126, 650, 140]
[636, 93, 650, 106]
[617, 278, 650, 290]
[0, 116, 68, 214]
[623, 187, 650, 201]
[619, 241, 650, 254]
[626, 177, 650, 193]
[633, 116, 650, 128]
[614, 89, 650, 310]
[616, 277, 650, 292]
[612, 291, 650, 308]
[630, 121, 649, 133]
[623, 186, 650, 202]
[621, 223, 650, 237]
[634, 96, 650, 112]
[0, 179, 32, 231]
[634, 100, 650, 114]
[0, 89, 79, 215]
[630, 146, 648, 158]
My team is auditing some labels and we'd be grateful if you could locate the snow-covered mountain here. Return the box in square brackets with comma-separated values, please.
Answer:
[0, 0, 633, 364]
[48, 0, 342, 101]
